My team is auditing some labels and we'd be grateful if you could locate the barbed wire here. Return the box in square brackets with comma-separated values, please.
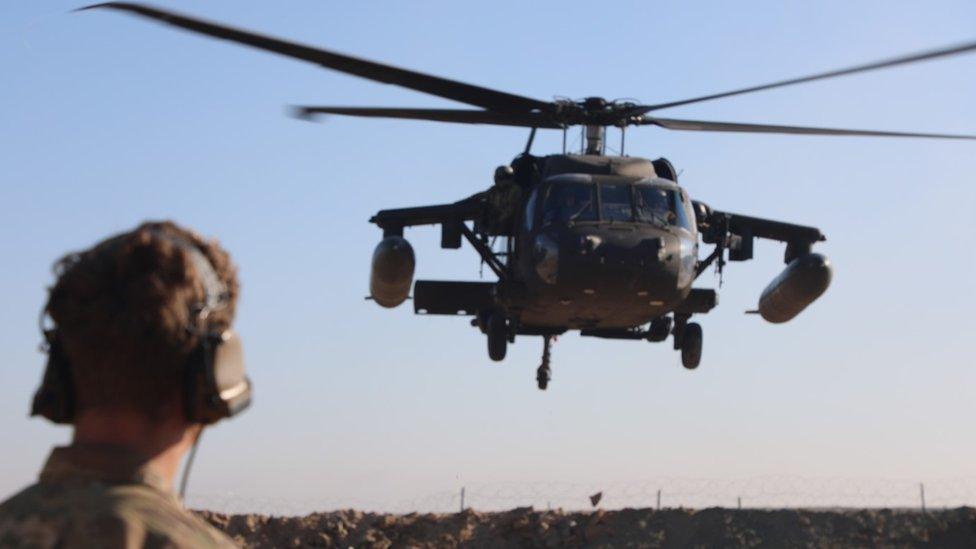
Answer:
[186, 476, 976, 516]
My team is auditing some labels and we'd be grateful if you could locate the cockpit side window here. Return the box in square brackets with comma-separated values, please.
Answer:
[543, 182, 597, 225]
[671, 189, 695, 232]
[599, 183, 634, 222]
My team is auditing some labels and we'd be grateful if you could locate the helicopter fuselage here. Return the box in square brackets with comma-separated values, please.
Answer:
[369, 152, 829, 383]
[511, 174, 698, 330]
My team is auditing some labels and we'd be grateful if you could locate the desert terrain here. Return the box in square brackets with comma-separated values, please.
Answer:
[198, 506, 976, 548]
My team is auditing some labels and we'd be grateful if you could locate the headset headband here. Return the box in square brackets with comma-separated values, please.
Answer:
[150, 230, 228, 323]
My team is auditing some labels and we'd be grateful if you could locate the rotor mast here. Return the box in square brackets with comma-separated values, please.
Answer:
[584, 125, 606, 155]
[579, 97, 609, 155]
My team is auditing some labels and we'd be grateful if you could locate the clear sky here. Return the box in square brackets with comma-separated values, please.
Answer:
[2, 1, 974, 512]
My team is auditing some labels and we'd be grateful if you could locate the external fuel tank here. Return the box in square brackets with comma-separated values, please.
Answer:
[758, 253, 832, 323]
[369, 236, 415, 308]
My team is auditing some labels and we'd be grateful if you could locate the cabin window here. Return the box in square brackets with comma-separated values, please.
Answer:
[543, 183, 597, 225]
[599, 183, 634, 222]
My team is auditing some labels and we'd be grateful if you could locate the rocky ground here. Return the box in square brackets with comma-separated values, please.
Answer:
[197, 506, 976, 548]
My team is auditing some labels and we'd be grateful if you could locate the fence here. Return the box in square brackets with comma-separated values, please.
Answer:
[186, 476, 976, 516]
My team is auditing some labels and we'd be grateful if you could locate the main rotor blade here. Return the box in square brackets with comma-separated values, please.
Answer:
[646, 40, 976, 111]
[643, 116, 976, 140]
[293, 106, 562, 128]
[78, 2, 551, 113]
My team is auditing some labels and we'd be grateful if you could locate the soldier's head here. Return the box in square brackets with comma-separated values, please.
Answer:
[42, 220, 240, 423]
[493, 165, 515, 186]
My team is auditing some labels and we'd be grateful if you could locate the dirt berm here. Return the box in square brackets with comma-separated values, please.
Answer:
[198, 506, 976, 547]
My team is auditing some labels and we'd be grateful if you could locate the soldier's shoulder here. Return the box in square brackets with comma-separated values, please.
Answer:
[0, 482, 237, 548]
[106, 485, 237, 547]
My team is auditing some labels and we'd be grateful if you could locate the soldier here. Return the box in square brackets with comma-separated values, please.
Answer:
[0, 221, 252, 548]
[488, 164, 523, 231]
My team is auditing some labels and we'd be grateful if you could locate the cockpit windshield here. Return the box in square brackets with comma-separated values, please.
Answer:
[542, 182, 597, 225]
[600, 183, 633, 222]
[635, 186, 674, 226]
[540, 180, 695, 231]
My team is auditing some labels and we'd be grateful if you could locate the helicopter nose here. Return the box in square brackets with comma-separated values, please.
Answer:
[573, 232, 673, 269]
[639, 236, 668, 264]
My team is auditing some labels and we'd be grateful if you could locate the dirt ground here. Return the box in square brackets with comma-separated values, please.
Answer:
[197, 506, 976, 548]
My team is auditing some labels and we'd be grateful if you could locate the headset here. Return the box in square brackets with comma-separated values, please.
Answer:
[31, 232, 252, 425]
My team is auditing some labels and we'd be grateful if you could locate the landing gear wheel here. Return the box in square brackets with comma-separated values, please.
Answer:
[681, 322, 703, 370]
[487, 313, 507, 362]
[647, 317, 673, 342]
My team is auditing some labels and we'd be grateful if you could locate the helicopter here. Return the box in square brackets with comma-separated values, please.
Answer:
[82, 3, 976, 389]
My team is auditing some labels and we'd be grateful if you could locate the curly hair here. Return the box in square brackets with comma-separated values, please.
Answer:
[44, 220, 239, 418]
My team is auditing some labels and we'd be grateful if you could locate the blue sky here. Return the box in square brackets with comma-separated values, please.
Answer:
[2, 1, 974, 510]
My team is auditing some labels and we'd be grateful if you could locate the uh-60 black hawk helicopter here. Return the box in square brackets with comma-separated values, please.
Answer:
[85, 3, 976, 389]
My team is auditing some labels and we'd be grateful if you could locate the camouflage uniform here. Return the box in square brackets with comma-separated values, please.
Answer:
[0, 445, 236, 548]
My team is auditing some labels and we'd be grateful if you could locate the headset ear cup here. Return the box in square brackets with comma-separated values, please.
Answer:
[31, 335, 75, 424]
[210, 331, 251, 418]
[183, 331, 251, 424]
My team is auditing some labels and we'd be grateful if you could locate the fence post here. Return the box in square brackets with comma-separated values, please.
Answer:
[919, 483, 926, 513]
[737, 496, 742, 510]
[656, 489, 661, 510]
[460, 487, 466, 513]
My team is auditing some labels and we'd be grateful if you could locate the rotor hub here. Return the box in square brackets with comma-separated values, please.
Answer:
[583, 96, 608, 110]
[549, 97, 647, 129]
